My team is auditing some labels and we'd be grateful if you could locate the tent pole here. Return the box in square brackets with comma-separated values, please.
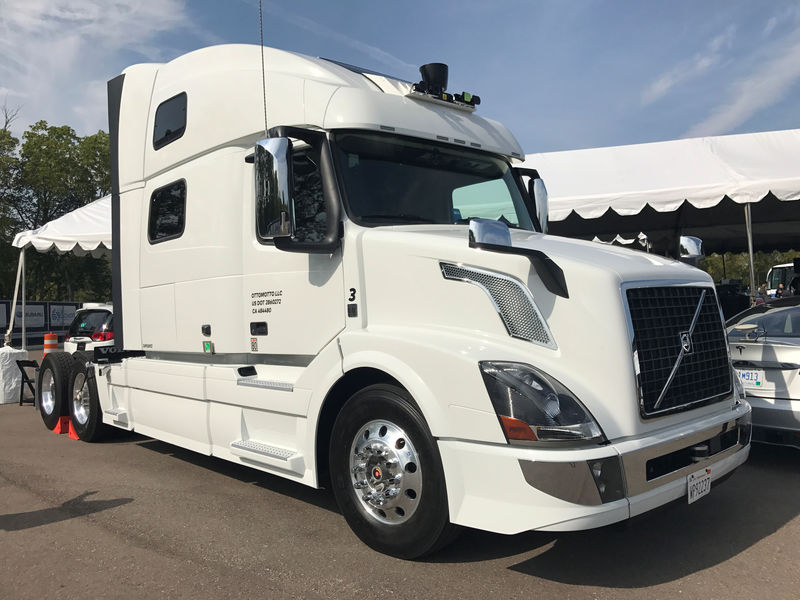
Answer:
[21, 249, 27, 351]
[744, 203, 756, 306]
[4, 249, 26, 346]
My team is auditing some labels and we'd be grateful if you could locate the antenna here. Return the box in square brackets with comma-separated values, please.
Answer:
[259, 0, 268, 137]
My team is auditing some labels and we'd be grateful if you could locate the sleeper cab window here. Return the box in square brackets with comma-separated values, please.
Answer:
[148, 180, 186, 244]
[153, 92, 187, 150]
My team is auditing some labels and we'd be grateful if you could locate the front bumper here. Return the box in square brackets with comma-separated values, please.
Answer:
[438, 401, 751, 534]
[747, 395, 800, 448]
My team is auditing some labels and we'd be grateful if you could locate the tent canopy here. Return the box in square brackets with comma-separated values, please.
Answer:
[523, 129, 800, 254]
[12, 195, 111, 257]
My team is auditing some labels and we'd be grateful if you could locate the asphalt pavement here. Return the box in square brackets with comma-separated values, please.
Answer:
[1, 402, 798, 600]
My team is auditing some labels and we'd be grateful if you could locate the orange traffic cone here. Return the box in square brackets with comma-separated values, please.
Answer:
[68, 419, 80, 440]
[53, 416, 70, 434]
[43, 332, 58, 356]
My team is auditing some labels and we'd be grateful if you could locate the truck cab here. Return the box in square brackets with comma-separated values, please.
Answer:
[89, 44, 751, 558]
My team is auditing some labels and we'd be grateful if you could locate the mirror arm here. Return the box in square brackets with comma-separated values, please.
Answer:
[513, 167, 548, 235]
[469, 240, 569, 298]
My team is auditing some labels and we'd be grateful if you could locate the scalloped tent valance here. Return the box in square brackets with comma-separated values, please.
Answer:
[524, 129, 800, 254]
[12, 195, 111, 258]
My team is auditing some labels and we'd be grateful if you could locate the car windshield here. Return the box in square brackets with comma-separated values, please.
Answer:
[727, 303, 800, 340]
[68, 310, 112, 337]
[332, 131, 535, 230]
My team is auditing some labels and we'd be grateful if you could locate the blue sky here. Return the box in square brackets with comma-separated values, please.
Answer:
[2, 0, 799, 153]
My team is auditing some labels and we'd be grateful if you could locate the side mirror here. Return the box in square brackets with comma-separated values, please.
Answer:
[680, 236, 703, 259]
[255, 138, 294, 239]
[469, 218, 512, 247]
[254, 126, 341, 254]
[531, 177, 549, 234]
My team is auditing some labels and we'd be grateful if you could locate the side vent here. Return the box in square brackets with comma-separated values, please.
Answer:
[441, 263, 555, 348]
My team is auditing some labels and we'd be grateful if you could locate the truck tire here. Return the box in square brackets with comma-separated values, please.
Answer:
[37, 352, 75, 430]
[68, 351, 110, 442]
[329, 383, 458, 559]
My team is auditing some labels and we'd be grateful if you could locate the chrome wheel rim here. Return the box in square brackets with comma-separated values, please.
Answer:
[41, 369, 56, 415]
[72, 371, 90, 426]
[349, 419, 422, 525]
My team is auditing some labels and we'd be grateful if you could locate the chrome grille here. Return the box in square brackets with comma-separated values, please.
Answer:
[627, 286, 731, 417]
[441, 263, 554, 347]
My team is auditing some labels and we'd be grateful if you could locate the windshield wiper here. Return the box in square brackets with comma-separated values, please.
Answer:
[360, 214, 437, 223]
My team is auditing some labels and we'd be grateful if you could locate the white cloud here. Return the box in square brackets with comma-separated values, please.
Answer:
[641, 25, 736, 105]
[685, 34, 800, 137]
[763, 16, 779, 37]
[0, 0, 196, 137]
[260, 1, 417, 75]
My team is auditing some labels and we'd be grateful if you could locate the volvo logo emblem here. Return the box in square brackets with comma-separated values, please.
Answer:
[680, 331, 693, 354]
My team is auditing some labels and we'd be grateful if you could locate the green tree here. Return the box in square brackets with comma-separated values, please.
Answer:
[0, 105, 22, 299]
[699, 250, 799, 288]
[0, 116, 111, 302]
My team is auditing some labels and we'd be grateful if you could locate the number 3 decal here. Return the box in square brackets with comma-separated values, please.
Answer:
[348, 288, 357, 302]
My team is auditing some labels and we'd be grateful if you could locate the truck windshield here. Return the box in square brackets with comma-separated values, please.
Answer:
[332, 131, 535, 230]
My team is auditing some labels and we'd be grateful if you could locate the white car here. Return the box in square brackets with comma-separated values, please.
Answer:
[727, 296, 800, 448]
[63, 304, 114, 354]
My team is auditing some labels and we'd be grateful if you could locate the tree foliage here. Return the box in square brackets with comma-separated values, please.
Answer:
[0, 112, 111, 302]
[700, 250, 799, 288]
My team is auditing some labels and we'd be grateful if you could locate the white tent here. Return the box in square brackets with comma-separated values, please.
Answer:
[524, 128, 800, 221]
[4, 196, 111, 348]
[12, 195, 112, 257]
[523, 128, 800, 301]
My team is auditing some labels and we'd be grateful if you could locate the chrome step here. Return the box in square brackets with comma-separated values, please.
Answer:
[104, 407, 128, 426]
[230, 439, 304, 473]
[236, 378, 293, 392]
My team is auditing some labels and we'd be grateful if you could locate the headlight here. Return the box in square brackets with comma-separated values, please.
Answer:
[479, 361, 606, 446]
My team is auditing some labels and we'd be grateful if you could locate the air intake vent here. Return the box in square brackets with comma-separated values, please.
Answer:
[441, 263, 554, 348]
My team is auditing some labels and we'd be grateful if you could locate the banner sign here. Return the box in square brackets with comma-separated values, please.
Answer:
[13, 303, 47, 329]
[49, 303, 79, 329]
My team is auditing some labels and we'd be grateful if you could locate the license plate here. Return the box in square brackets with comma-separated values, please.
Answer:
[687, 467, 712, 504]
[736, 369, 764, 388]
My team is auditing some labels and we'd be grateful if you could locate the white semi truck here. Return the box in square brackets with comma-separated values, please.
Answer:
[37, 44, 751, 558]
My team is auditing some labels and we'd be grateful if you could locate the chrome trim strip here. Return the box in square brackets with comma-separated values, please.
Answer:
[518, 460, 602, 506]
[143, 351, 314, 367]
[440, 262, 556, 349]
[733, 360, 800, 370]
[654, 289, 706, 409]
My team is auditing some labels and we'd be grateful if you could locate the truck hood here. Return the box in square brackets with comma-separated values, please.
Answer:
[356, 224, 732, 441]
[371, 225, 710, 286]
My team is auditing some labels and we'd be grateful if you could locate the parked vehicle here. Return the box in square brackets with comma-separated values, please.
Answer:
[715, 282, 750, 320]
[63, 304, 114, 354]
[727, 296, 800, 449]
[766, 262, 799, 297]
[36, 45, 751, 558]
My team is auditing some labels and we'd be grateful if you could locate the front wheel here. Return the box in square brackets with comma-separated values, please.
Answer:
[329, 384, 458, 559]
